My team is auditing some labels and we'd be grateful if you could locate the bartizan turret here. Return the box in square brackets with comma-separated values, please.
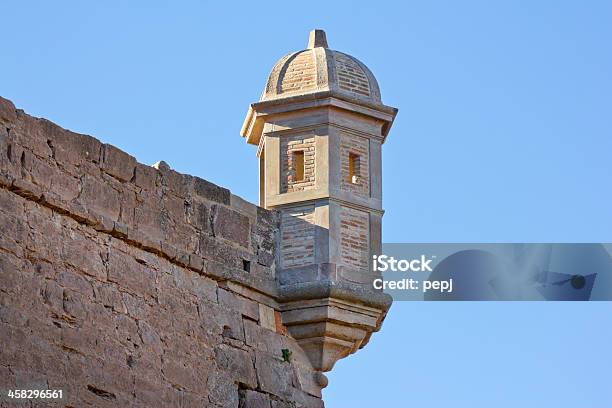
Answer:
[241, 30, 397, 372]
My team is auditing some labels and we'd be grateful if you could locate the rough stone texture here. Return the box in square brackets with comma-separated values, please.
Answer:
[0, 96, 323, 408]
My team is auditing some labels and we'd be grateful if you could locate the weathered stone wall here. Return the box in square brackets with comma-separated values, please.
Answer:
[0, 97, 324, 407]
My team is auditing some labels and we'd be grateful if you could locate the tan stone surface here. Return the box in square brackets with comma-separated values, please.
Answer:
[241, 30, 397, 373]
[261, 32, 382, 104]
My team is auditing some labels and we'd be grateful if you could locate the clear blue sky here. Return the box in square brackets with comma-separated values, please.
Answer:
[3, 1, 612, 406]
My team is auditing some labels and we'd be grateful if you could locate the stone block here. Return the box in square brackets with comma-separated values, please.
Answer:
[166, 225, 197, 257]
[214, 344, 257, 388]
[244, 319, 285, 360]
[12, 177, 42, 200]
[188, 200, 210, 232]
[107, 249, 157, 299]
[50, 169, 80, 201]
[113, 312, 140, 347]
[271, 400, 294, 408]
[290, 388, 325, 408]
[41, 280, 64, 314]
[0, 96, 17, 124]
[112, 220, 129, 238]
[163, 170, 193, 199]
[259, 303, 276, 331]
[257, 246, 276, 268]
[199, 235, 248, 269]
[133, 377, 165, 408]
[171, 264, 217, 303]
[26, 152, 55, 190]
[0, 210, 27, 257]
[255, 351, 295, 398]
[161, 192, 185, 222]
[161, 358, 204, 391]
[194, 176, 230, 205]
[122, 291, 149, 320]
[61, 237, 106, 280]
[57, 269, 94, 297]
[101, 143, 136, 182]
[188, 254, 204, 271]
[208, 371, 239, 408]
[133, 197, 163, 242]
[129, 227, 162, 253]
[240, 389, 272, 408]
[133, 162, 158, 190]
[14, 117, 55, 159]
[206, 303, 245, 342]
[212, 204, 251, 248]
[218, 288, 259, 321]
[78, 175, 121, 221]
[92, 282, 126, 313]
[231, 193, 258, 220]
[47, 126, 102, 166]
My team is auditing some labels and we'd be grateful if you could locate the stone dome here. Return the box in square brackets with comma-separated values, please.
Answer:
[260, 30, 382, 104]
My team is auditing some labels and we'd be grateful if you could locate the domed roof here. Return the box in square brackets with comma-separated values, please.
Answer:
[260, 30, 382, 104]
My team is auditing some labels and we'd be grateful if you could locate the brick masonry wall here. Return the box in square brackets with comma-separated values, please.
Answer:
[340, 133, 369, 197]
[279, 204, 315, 269]
[334, 52, 371, 98]
[0, 97, 323, 408]
[339, 206, 369, 273]
[279, 51, 316, 95]
[280, 134, 316, 194]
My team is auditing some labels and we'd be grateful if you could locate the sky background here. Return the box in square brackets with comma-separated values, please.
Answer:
[3, 1, 612, 406]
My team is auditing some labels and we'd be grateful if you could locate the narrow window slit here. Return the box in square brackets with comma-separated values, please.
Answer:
[293, 150, 305, 182]
[349, 152, 360, 183]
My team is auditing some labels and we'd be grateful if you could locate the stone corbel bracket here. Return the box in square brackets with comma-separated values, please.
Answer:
[278, 281, 392, 372]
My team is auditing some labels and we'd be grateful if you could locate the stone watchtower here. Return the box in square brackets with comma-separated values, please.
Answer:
[241, 30, 397, 372]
